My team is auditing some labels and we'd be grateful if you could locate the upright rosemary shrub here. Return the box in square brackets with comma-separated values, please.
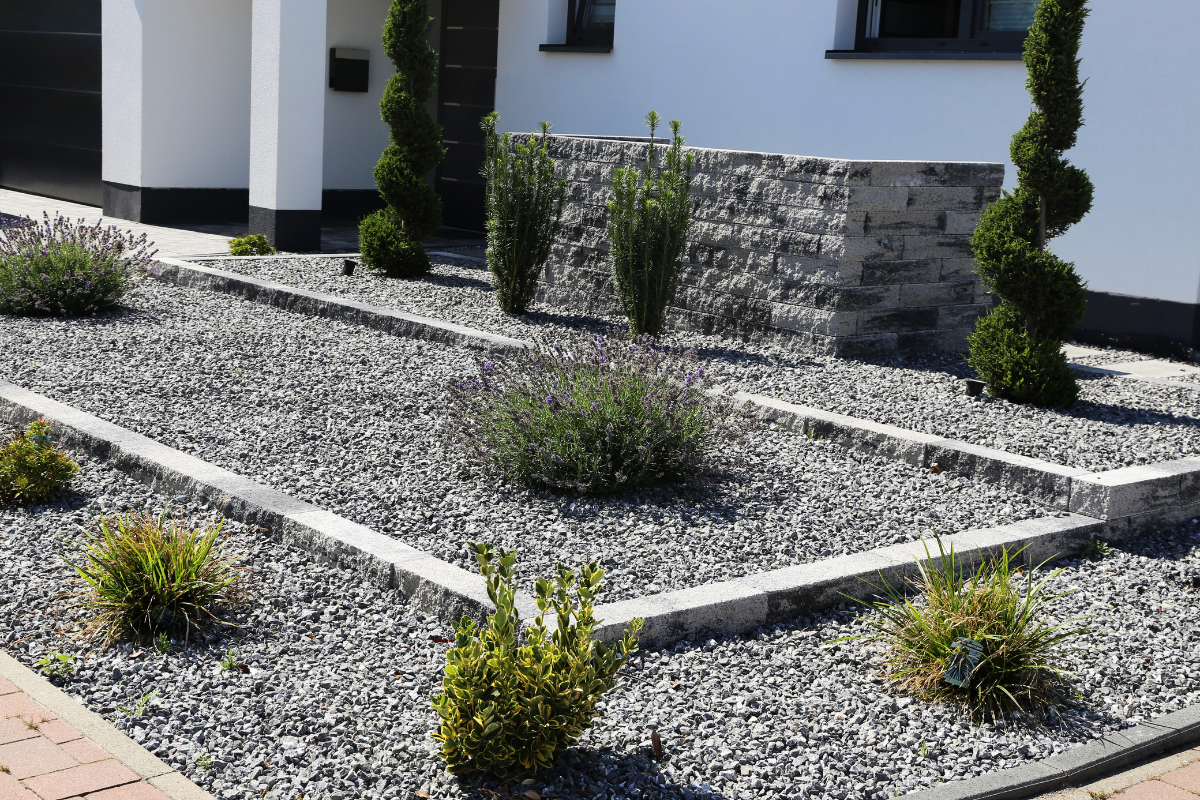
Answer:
[857, 539, 1086, 720]
[481, 113, 566, 314]
[0, 420, 79, 506]
[432, 543, 643, 777]
[0, 212, 154, 316]
[444, 331, 751, 495]
[359, 0, 445, 278]
[609, 112, 695, 337]
[968, 0, 1093, 407]
[68, 510, 247, 644]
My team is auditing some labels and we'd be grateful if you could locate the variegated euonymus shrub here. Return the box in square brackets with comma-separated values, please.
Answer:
[0, 419, 79, 506]
[432, 543, 643, 778]
[444, 330, 752, 495]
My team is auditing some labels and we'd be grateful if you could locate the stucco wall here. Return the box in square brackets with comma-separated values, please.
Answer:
[103, 0, 251, 189]
[323, 0, 393, 191]
[496, 0, 1200, 305]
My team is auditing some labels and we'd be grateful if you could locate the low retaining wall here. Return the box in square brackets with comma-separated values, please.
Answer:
[530, 134, 1003, 358]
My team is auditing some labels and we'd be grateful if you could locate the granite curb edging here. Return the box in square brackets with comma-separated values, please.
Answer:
[147, 254, 1200, 519]
[149, 257, 526, 353]
[0, 651, 214, 800]
[910, 703, 1200, 800]
[8, 379, 1198, 651]
[0, 379, 538, 625]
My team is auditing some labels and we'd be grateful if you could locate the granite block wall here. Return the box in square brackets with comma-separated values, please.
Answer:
[525, 134, 1004, 358]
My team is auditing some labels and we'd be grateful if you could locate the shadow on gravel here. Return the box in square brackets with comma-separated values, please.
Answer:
[421, 271, 495, 292]
[453, 745, 721, 800]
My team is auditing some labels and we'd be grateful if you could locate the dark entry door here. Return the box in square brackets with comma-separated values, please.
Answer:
[0, 0, 102, 205]
[435, 0, 498, 234]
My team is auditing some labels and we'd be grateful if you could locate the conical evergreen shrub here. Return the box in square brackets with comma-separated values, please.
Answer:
[967, 0, 1093, 408]
[359, 0, 445, 278]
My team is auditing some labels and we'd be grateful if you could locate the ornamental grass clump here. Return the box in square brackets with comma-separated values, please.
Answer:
[432, 543, 642, 778]
[0, 420, 79, 506]
[858, 539, 1087, 721]
[481, 113, 566, 314]
[67, 510, 247, 645]
[445, 331, 750, 495]
[0, 212, 154, 316]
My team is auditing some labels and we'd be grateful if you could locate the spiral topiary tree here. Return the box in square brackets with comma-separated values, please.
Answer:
[967, 0, 1093, 408]
[359, 0, 445, 278]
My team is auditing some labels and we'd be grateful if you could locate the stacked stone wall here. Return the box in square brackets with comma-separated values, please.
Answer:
[527, 134, 1003, 357]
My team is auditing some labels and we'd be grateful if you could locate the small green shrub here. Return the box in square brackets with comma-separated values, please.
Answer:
[445, 331, 751, 495]
[359, 206, 429, 278]
[0, 212, 154, 317]
[228, 234, 275, 256]
[432, 543, 643, 778]
[67, 510, 247, 645]
[609, 111, 694, 337]
[857, 539, 1087, 720]
[481, 114, 566, 315]
[0, 420, 79, 506]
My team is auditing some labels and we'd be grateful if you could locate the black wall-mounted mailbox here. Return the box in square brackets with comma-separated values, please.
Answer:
[329, 48, 369, 92]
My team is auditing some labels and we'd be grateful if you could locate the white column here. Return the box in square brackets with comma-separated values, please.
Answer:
[249, 0, 328, 251]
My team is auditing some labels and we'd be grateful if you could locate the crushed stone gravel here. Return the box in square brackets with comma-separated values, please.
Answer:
[0, 281, 1047, 602]
[196, 255, 1200, 473]
[5, 454, 1199, 800]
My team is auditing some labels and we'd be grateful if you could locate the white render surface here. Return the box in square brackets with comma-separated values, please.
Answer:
[250, 0, 328, 211]
[497, 0, 1200, 305]
[102, 0, 252, 189]
[322, 0, 394, 191]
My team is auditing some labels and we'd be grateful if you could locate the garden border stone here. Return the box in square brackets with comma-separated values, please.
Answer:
[7, 379, 1200, 649]
[147, 255, 1200, 515]
[149, 257, 526, 353]
[911, 703, 1200, 800]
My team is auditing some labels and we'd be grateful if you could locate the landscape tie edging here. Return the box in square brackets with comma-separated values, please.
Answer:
[150, 254, 1200, 519]
[5, 379, 1200, 651]
[149, 257, 527, 354]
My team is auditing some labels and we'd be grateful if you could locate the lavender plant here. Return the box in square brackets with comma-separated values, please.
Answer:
[0, 212, 156, 317]
[444, 331, 752, 495]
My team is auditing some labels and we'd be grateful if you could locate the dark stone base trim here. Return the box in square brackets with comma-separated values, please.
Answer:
[248, 206, 321, 253]
[102, 182, 249, 224]
[1076, 290, 1199, 362]
[321, 189, 384, 222]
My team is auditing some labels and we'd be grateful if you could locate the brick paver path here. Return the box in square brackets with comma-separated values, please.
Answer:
[1038, 746, 1200, 800]
[0, 676, 169, 800]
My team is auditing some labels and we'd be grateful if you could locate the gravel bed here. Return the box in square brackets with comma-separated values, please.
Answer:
[0, 281, 1046, 602]
[5, 455, 1200, 800]
[198, 255, 1200, 473]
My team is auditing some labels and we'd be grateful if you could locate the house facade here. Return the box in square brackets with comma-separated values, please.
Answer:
[1, 1, 1197, 355]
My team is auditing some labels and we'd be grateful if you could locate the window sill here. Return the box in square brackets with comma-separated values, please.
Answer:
[539, 44, 613, 53]
[825, 49, 1022, 60]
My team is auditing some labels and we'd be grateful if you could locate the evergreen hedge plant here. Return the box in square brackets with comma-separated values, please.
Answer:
[967, 0, 1093, 407]
[480, 114, 566, 314]
[609, 112, 694, 337]
[359, 0, 445, 278]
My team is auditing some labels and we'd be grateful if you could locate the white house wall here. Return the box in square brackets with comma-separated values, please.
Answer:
[496, 0, 1200, 306]
[102, 0, 251, 190]
[323, 0, 394, 191]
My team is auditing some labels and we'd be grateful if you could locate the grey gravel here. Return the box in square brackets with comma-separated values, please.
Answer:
[202, 255, 1200, 473]
[5, 454, 1200, 800]
[0, 280, 1047, 601]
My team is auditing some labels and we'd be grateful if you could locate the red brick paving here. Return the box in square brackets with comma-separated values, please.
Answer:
[1117, 780, 1199, 800]
[0, 686, 157, 800]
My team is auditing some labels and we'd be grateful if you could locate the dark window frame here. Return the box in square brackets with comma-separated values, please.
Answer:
[843, 0, 1030, 57]
[539, 0, 614, 53]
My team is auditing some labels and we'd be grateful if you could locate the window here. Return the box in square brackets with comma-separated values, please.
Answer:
[541, 0, 615, 52]
[834, 0, 1035, 59]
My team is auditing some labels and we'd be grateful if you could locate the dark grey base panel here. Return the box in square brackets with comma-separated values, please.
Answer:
[102, 182, 249, 224]
[320, 189, 384, 222]
[1076, 290, 1199, 361]
[248, 206, 321, 252]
